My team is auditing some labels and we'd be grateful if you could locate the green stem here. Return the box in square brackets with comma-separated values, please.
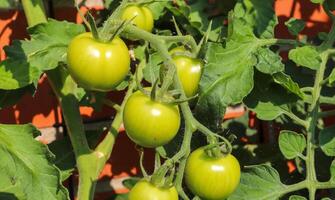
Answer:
[318, 110, 335, 118]
[21, 0, 47, 27]
[281, 108, 308, 128]
[305, 51, 329, 199]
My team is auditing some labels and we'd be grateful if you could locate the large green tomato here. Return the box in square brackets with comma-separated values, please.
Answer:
[123, 90, 180, 148]
[67, 32, 130, 92]
[121, 5, 154, 32]
[185, 147, 241, 200]
[128, 180, 178, 200]
[172, 55, 202, 97]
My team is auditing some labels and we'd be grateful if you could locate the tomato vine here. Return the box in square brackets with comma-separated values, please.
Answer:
[1, 0, 335, 200]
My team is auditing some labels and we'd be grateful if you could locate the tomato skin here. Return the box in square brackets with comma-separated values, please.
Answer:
[172, 55, 202, 97]
[123, 90, 180, 148]
[128, 180, 178, 200]
[67, 32, 130, 91]
[185, 147, 241, 200]
[121, 6, 154, 32]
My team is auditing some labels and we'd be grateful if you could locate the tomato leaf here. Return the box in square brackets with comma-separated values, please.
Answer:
[0, 85, 35, 109]
[285, 18, 306, 36]
[328, 68, 335, 85]
[143, 52, 163, 84]
[5, 19, 85, 72]
[255, 48, 284, 74]
[0, 124, 69, 200]
[0, 59, 41, 90]
[278, 130, 306, 159]
[244, 72, 298, 120]
[289, 195, 307, 200]
[228, 164, 286, 200]
[273, 72, 305, 99]
[241, 0, 278, 39]
[196, 17, 257, 128]
[310, 0, 324, 4]
[330, 160, 335, 183]
[319, 125, 335, 156]
[288, 46, 321, 70]
[48, 129, 105, 181]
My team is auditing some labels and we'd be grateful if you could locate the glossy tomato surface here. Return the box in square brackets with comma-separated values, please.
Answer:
[123, 90, 180, 148]
[67, 32, 130, 91]
[128, 180, 178, 200]
[121, 6, 154, 32]
[185, 147, 241, 200]
[172, 55, 202, 97]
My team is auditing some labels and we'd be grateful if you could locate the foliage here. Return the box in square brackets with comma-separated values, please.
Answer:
[0, 0, 335, 199]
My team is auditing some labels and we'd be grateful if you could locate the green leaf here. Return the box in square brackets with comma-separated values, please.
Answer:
[147, 2, 169, 20]
[196, 17, 258, 128]
[48, 128, 104, 181]
[289, 195, 307, 200]
[5, 19, 85, 71]
[246, 0, 278, 39]
[255, 48, 284, 74]
[285, 18, 306, 36]
[319, 125, 335, 156]
[278, 130, 306, 159]
[0, 59, 41, 90]
[310, 0, 324, 3]
[0, 124, 69, 200]
[143, 52, 163, 84]
[288, 46, 321, 70]
[0, 85, 34, 109]
[244, 71, 298, 120]
[228, 165, 285, 200]
[330, 160, 335, 182]
[328, 68, 335, 85]
[122, 177, 141, 189]
[273, 72, 304, 99]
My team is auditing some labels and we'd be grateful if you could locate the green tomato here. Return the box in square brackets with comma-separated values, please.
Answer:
[123, 89, 180, 148]
[128, 180, 178, 200]
[173, 55, 202, 97]
[185, 147, 241, 200]
[171, 50, 202, 97]
[121, 5, 154, 32]
[67, 32, 130, 91]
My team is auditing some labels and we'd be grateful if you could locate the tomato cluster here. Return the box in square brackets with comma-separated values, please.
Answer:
[66, 5, 240, 200]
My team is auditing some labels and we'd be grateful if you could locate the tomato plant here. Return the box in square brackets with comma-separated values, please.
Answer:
[185, 147, 240, 200]
[123, 89, 180, 148]
[1, 0, 335, 200]
[121, 5, 154, 32]
[67, 32, 130, 91]
[128, 180, 178, 200]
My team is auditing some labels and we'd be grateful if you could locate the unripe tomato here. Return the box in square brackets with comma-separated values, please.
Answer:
[123, 90, 180, 148]
[172, 55, 202, 97]
[67, 32, 130, 91]
[128, 180, 178, 200]
[185, 147, 241, 200]
[121, 5, 154, 32]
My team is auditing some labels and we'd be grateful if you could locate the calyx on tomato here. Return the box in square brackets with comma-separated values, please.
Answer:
[123, 88, 181, 148]
[170, 47, 203, 97]
[128, 180, 178, 200]
[185, 147, 241, 200]
[67, 32, 130, 91]
[121, 5, 154, 32]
